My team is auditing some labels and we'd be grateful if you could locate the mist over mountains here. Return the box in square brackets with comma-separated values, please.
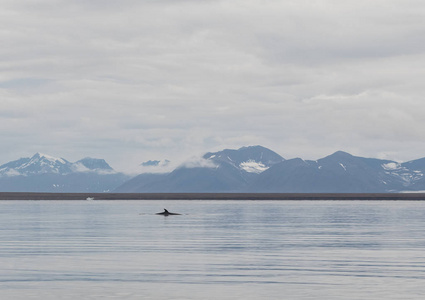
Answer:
[0, 153, 129, 192]
[115, 146, 425, 193]
[1, 146, 425, 193]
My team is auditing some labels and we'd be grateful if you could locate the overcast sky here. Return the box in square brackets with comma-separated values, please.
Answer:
[1, 0, 425, 173]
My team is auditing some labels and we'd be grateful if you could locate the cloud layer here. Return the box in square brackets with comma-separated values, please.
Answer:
[1, 0, 425, 171]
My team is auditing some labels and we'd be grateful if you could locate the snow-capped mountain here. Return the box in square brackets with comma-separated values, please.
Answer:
[252, 151, 409, 192]
[73, 157, 115, 174]
[114, 146, 425, 193]
[115, 145, 285, 192]
[3, 147, 425, 193]
[0, 153, 72, 177]
[399, 158, 425, 190]
[0, 153, 115, 177]
[203, 145, 285, 174]
[0, 153, 130, 192]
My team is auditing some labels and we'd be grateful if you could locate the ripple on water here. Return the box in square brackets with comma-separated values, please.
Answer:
[0, 200, 425, 299]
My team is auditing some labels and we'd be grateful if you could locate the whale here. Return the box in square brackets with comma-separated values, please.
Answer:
[156, 209, 181, 216]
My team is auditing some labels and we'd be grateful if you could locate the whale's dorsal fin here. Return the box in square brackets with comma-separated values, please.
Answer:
[156, 208, 180, 216]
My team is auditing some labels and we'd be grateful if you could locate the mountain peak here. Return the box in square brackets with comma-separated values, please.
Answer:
[323, 151, 354, 161]
[331, 150, 353, 156]
[0, 153, 73, 176]
[74, 157, 115, 174]
[32, 152, 67, 164]
[238, 145, 268, 151]
[0, 154, 116, 177]
[203, 145, 285, 174]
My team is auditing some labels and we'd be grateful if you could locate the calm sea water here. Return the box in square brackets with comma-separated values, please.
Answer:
[0, 200, 425, 299]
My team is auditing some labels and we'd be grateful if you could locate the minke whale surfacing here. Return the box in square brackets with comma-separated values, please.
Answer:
[156, 209, 181, 216]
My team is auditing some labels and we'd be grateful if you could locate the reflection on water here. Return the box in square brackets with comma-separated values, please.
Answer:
[0, 200, 425, 299]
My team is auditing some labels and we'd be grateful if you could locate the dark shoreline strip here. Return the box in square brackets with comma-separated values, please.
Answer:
[1, 192, 425, 200]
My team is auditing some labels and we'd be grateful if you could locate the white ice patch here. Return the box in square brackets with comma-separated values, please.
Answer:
[224, 156, 238, 168]
[239, 160, 269, 174]
[339, 163, 347, 171]
[382, 162, 401, 170]
[382, 162, 423, 186]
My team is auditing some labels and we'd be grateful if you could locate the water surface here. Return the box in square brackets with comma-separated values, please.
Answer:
[0, 200, 425, 299]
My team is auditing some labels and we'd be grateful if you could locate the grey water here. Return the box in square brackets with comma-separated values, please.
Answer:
[1, 200, 425, 299]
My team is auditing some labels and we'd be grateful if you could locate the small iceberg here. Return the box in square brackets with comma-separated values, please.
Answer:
[86, 197, 94, 201]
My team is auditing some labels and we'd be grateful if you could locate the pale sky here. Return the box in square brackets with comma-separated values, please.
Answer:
[1, 0, 425, 173]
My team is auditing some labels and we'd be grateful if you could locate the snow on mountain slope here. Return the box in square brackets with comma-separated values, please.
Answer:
[0, 153, 129, 193]
[203, 145, 285, 174]
[0, 153, 116, 177]
[0, 153, 72, 176]
[381, 162, 422, 186]
[239, 160, 270, 174]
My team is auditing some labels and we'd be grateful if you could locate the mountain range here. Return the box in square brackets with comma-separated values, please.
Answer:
[1, 146, 425, 193]
[0, 153, 129, 192]
[114, 146, 425, 193]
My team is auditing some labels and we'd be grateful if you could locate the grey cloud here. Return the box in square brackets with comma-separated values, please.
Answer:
[1, 0, 425, 171]
[0, 78, 51, 90]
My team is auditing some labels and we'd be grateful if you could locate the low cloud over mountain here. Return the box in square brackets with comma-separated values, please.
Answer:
[0, 153, 129, 192]
[115, 146, 425, 193]
[3, 146, 425, 193]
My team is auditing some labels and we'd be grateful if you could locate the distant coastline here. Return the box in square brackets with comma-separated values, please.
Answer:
[1, 192, 425, 201]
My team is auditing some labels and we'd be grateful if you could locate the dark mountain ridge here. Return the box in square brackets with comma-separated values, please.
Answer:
[115, 146, 283, 192]
[0, 153, 130, 192]
[115, 147, 425, 193]
[2, 147, 425, 193]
